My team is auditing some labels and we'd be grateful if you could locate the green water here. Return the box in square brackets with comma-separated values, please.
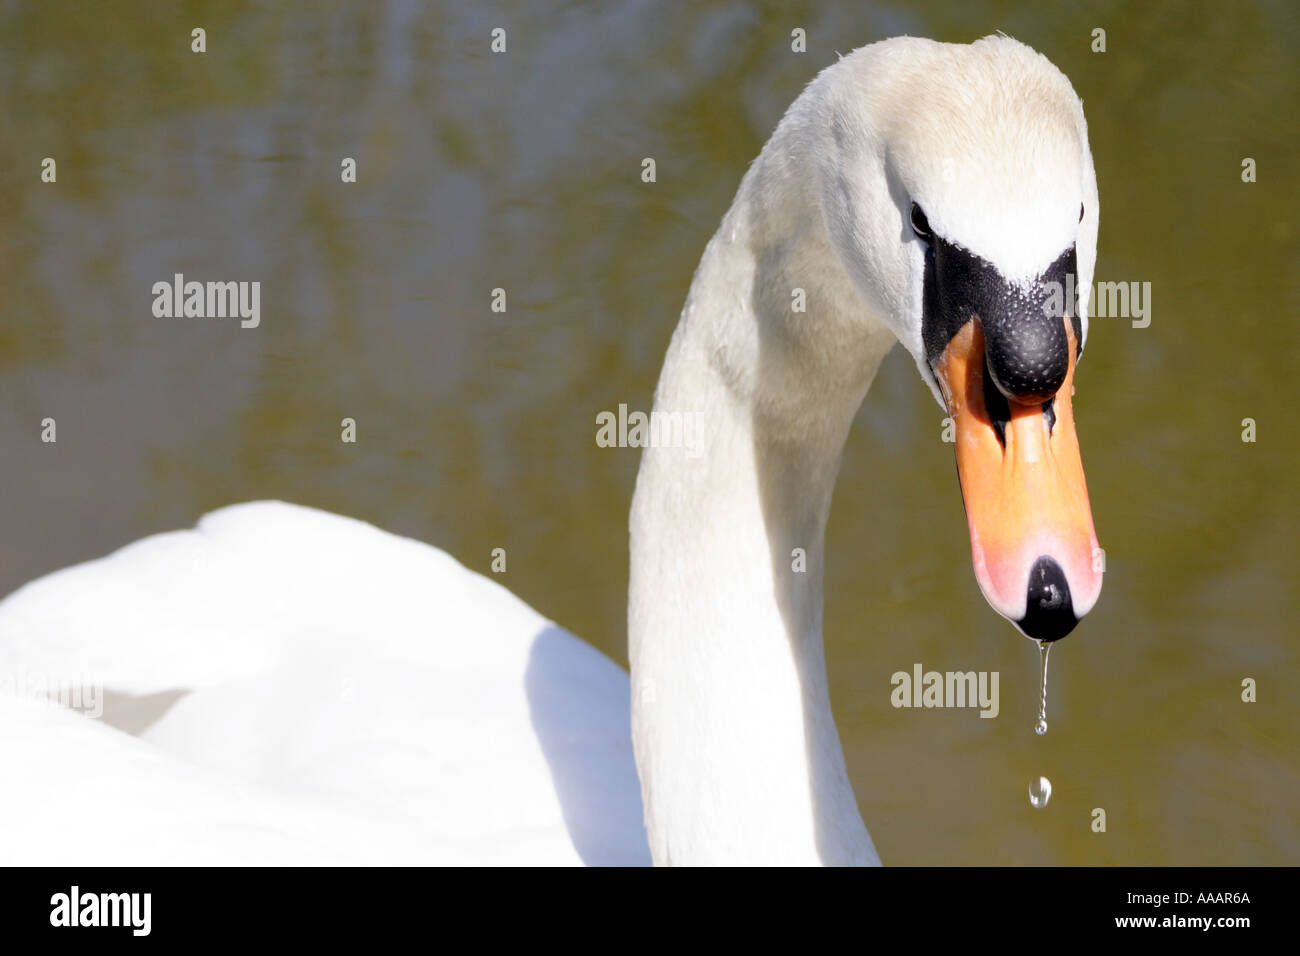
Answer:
[2, 2, 1296, 863]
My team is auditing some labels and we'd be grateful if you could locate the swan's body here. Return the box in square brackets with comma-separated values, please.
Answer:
[0, 503, 649, 864]
[0, 36, 1101, 865]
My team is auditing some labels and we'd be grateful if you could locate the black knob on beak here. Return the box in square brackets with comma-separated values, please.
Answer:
[983, 308, 1069, 405]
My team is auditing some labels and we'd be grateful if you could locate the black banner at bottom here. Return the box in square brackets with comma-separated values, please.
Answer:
[0, 865, 1283, 941]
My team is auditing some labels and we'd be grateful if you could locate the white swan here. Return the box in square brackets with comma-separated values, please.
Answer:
[0, 35, 1101, 866]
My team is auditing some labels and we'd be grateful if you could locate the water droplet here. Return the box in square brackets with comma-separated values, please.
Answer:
[1034, 640, 1052, 735]
[1029, 775, 1052, 808]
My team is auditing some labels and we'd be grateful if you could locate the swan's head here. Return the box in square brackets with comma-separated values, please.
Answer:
[820, 36, 1102, 640]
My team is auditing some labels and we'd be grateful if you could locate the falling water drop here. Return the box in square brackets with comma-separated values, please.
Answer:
[1029, 643, 1052, 808]
[1034, 640, 1051, 735]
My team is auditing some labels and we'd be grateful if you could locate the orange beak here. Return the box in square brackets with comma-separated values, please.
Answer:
[934, 318, 1102, 639]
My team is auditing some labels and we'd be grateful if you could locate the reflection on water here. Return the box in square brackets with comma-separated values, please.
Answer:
[2, 1, 1296, 863]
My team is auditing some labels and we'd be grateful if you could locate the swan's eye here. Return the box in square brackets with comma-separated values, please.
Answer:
[910, 202, 932, 240]
[1079, 203, 1085, 223]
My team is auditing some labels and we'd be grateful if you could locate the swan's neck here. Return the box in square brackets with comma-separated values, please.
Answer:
[628, 107, 897, 865]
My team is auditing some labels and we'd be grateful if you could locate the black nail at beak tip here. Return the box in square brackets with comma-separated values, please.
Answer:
[1018, 556, 1077, 642]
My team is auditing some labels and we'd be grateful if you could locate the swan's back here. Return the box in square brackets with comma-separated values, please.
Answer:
[0, 501, 650, 865]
